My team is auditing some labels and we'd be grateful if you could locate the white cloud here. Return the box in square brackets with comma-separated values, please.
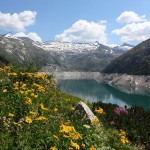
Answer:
[0, 11, 37, 32]
[109, 44, 119, 48]
[14, 32, 42, 42]
[112, 22, 150, 43]
[117, 11, 146, 23]
[55, 19, 107, 44]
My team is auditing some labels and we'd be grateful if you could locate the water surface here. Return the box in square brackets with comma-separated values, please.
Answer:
[57, 79, 150, 110]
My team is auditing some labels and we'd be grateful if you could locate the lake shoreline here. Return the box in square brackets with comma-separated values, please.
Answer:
[46, 71, 150, 89]
[47, 71, 150, 95]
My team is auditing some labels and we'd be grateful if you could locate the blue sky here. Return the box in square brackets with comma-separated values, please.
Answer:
[0, 0, 150, 46]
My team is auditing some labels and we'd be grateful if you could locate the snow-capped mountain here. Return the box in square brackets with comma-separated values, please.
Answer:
[0, 33, 133, 71]
[34, 41, 99, 53]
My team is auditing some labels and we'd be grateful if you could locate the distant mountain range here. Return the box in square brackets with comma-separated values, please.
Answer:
[0, 33, 134, 71]
[103, 38, 150, 75]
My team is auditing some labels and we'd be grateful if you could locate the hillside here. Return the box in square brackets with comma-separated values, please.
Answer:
[0, 65, 143, 149]
[103, 38, 150, 75]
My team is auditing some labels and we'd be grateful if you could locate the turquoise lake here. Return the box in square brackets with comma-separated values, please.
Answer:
[57, 79, 150, 110]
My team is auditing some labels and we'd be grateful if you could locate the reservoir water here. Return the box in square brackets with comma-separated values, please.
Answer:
[57, 79, 150, 110]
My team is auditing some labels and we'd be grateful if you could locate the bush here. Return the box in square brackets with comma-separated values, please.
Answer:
[93, 102, 150, 149]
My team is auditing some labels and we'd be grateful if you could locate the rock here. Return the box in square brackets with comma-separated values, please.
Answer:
[70, 101, 99, 125]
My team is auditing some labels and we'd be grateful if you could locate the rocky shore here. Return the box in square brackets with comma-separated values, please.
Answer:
[48, 71, 150, 88]
[46, 71, 150, 95]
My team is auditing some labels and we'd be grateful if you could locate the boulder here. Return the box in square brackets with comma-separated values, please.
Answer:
[70, 101, 99, 125]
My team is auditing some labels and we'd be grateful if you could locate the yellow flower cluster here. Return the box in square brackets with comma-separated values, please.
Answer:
[2, 89, 7, 93]
[54, 108, 58, 112]
[13, 81, 19, 90]
[89, 145, 96, 150]
[35, 116, 48, 121]
[8, 113, 15, 117]
[25, 116, 32, 124]
[0, 68, 4, 72]
[29, 111, 36, 115]
[95, 107, 105, 114]
[34, 72, 45, 80]
[70, 140, 80, 150]
[8, 72, 17, 77]
[33, 83, 45, 93]
[25, 97, 32, 105]
[4, 66, 11, 70]
[59, 124, 82, 140]
[49, 146, 57, 150]
[25, 115, 48, 123]
[39, 103, 48, 111]
[119, 130, 129, 144]
[91, 118, 100, 126]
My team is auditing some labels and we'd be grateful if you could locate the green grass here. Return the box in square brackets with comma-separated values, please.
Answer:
[0, 65, 143, 150]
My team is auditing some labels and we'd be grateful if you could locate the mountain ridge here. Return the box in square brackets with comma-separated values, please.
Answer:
[0, 33, 133, 71]
[103, 38, 150, 75]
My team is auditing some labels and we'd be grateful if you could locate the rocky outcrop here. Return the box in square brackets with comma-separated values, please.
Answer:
[70, 101, 99, 125]
[47, 71, 102, 80]
[101, 73, 150, 89]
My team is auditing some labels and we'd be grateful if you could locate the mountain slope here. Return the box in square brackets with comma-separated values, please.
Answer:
[103, 38, 150, 75]
[0, 34, 54, 67]
[0, 33, 133, 71]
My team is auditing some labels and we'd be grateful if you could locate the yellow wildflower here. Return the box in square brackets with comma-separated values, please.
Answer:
[59, 124, 76, 133]
[29, 111, 36, 115]
[54, 108, 58, 112]
[38, 86, 45, 93]
[35, 72, 45, 79]
[121, 138, 126, 144]
[70, 140, 80, 150]
[49, 147, 57, 150]
[119, 130, 129, 144]
[0, 68, 4, 71]
[45, 79, 50, 83]
[59, 124, 82, 140]
[30, 93, 35, 97]
[21, 84, 27, 89]
[70, 107, 75, 111]
[13, 122, 18, 125]
[20, 72, 26, 76]
[72, 132, 82, 140]
[2, 89, 7, 93]
[4, 66, 10, 70]
[120, 130, 126, 136]
[53, 135, 59, 141]
[34, 95, 38, 98]
[81, 143, 85, 148]
[8, 113, 15, 117]
[35, 116, 48, 121]
[89, 145, 96, 150]
[33, 83, 40, 87]
[13, 82, 19, 87]
[14, 87, 19, 90]
[25, 116, 32, 124]
[39, 103, 48, 110]
[8, 72, 17, 77]
[25, 97, 32, 105]
[91, 118, 99, 125]
[121, 136, 125, 139]
[19, 91, 24, 94]
[26, 73, 33, 78]
[95, 107, 105, 114]
[126, 139, 129, 143]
